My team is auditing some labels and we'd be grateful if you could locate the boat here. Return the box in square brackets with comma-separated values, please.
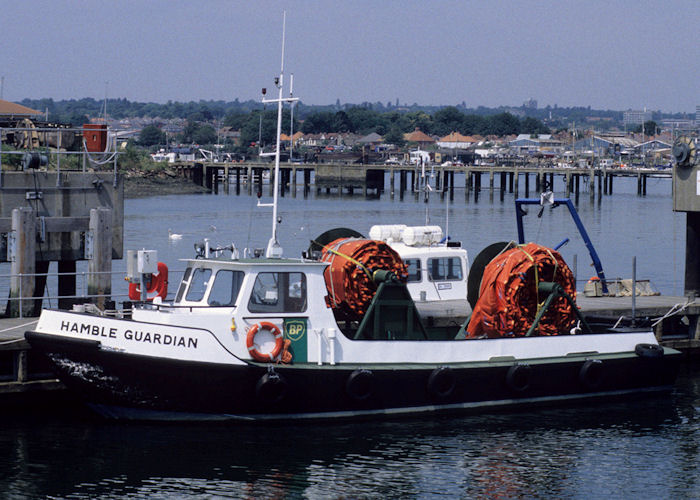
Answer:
[23, 21, 681, 422]
[23, 237, 682, 421]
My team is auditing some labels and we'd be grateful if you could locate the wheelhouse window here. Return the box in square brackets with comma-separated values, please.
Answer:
[175, 267, 193, 302]
[185, 268, 212, 302]
[404, 258, 422, 283]
[248, 272, 307, 313]
[208, 270, 245, 306]
[428, 257, 463, 281]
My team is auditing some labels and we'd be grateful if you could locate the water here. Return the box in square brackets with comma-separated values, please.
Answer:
[2, 368, 700, 498]
[120, 174, 685, 297]
[2, 175, 698, 498]
[0, 173, 687, 300]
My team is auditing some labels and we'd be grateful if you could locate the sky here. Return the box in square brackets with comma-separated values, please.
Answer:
[2, 0, 698, 113]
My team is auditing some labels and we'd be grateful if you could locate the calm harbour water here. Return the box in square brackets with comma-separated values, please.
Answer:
[3, 174, 700, 498]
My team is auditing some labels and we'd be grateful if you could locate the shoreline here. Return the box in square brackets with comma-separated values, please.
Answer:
[123, 172, 209, 199]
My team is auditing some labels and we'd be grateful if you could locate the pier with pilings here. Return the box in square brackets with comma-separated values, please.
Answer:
[170, 161, 670, 199]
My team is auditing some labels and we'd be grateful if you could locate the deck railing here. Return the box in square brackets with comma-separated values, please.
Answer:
[1, 268, 185, 318]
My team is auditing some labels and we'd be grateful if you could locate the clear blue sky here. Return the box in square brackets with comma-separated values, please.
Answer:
[2, 0, 698, 113]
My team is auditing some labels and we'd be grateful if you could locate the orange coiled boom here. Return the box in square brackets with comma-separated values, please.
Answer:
[467, 242, 576, 338]
[321, 238, 407, 321]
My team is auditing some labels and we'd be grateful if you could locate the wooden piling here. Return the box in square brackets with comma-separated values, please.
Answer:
[87, 207, 112, 310]
[9, 208, 36, 317]
[636, 172, 641, 195]
[525, 172, 530, 196]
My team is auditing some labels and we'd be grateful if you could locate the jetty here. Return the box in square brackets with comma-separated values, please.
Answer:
[170, 161, 669, 199]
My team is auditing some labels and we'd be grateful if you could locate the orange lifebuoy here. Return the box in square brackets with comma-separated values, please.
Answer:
[246, 321, 284, 362]
[128, 262, 169, 301]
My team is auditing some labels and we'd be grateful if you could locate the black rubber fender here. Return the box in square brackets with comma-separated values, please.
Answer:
[346, 369, 374, 401]
[309, 227, 364, 255]
[468, 241, 514, 310]
[635, 343, 664, 359]
[427, 366, 456, 399]
[578, 359, 604, 390]
[506, 363, 532, 393]
[255, 371, 287, 403]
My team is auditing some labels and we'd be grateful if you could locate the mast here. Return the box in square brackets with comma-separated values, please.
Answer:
[259, 11, 299, 258]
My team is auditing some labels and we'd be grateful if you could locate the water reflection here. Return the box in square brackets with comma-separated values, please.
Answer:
[2, 373, 697, 499]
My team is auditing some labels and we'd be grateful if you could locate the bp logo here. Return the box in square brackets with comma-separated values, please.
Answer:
[285, 319, 306, 342]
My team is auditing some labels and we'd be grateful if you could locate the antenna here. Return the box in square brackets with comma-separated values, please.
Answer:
[289, 73, 294, 162]
[101, 81, 108, 121]
[258, 11, 300, 258]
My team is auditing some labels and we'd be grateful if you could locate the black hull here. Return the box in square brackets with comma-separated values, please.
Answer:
[26, 332, 681, 421]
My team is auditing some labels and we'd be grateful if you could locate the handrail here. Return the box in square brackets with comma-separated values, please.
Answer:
[1, 268, 185, 318]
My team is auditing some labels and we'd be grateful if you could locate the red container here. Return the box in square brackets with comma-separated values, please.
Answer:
[83, 124, 108, 152]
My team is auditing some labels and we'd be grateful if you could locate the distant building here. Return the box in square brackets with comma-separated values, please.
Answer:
[437, 131, 477, 149]
[573, 135, 639, 155]
[523, 98, 537, 109]
[508, 134, 561, 153]
[0, 99, 42, 120]
[634, 139, 671, 154]
[660, 118, 696, 131]
[403, 128, 435, 148]
[356, 132, 384, 149]
[623, 109, 652, 127]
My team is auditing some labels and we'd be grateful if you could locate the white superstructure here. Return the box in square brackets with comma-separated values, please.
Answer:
[369, 225, 470, 324]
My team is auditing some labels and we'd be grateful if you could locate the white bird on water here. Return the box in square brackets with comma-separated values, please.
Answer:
[168, 229, 183, 241]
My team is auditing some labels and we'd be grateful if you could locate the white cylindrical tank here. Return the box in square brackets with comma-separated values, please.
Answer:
[402, 226, 444, 246]
[369, 224, 407, 242]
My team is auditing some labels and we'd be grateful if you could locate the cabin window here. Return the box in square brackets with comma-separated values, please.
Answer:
[248, 272, 307, 313]
[175, 267, 193, 302]
[404, 259, 422, 283]
[208, 270, 245, 307]
[185, 268, 212, 302]
[428, 257, 463, 281]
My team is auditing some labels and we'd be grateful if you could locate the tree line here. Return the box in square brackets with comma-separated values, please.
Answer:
[225, 106, 550, 149]
[137, 106, 551, 149]
[19, 97, 550, 149]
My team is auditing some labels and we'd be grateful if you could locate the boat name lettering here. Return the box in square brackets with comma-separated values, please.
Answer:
[60, 321, 117, 338]
[123, 329, 198, 349]
[58, 321, 198, 348]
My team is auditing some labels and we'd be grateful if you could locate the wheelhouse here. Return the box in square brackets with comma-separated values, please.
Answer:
[169, 258, 327, 318]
